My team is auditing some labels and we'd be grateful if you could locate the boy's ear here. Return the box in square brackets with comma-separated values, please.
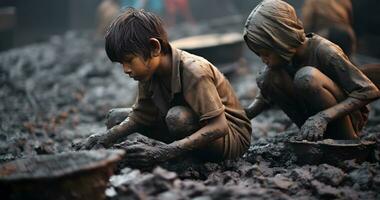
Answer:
[149, 38, 161, 57]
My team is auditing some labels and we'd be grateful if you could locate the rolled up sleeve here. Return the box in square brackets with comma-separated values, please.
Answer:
[184, 76, 224, 122]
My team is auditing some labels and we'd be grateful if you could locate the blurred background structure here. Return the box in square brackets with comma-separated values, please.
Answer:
[1, 0, 379, 58]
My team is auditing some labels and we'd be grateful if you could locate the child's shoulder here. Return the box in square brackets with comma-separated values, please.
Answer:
[179, 50, 217, 79]
[309, 33, 346, 59]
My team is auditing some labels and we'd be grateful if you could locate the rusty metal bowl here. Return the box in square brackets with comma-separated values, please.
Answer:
[288, 138, 376, 165]
[0, 150, 125, 200]
[171, 32, 244, 68]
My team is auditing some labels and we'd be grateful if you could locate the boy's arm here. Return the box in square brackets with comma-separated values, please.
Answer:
[80, 117, 141, 150]
[300, 45, 380, 141]
[245, 97, 271, 119]
[121, 113, 229, 167]
[321, 97, 371, 122]
[99, 117, 141, 147]
[300, 97, 372, 141]
[169, 112, 229, 156]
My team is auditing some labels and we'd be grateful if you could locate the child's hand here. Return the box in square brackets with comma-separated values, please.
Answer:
[76, 132, 107, 150]
[116, 141, 174, 167]
[299, 114, 328, 141]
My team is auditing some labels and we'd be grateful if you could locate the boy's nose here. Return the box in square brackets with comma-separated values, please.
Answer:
[122, 64, 132, 74]
[261, 57, 269, 65]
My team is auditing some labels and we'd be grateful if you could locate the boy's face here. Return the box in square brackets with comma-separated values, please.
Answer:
[121, 54, 159, 81]
[256, 49, 287, 68]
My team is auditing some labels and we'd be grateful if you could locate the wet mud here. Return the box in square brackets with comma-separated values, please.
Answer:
[0, 32, 380, 199]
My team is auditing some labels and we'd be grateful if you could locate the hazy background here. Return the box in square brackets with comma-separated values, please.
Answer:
[1, 0, 379, 57]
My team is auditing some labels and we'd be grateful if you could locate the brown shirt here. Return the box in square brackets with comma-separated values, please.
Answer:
[258, 33, 380, 131]
[127, 46, 252, 157]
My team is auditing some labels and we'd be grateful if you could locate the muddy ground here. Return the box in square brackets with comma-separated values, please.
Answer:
[0, 30, 380, 200]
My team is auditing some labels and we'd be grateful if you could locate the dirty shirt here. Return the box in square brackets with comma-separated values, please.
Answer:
[127, 46, 252, 159]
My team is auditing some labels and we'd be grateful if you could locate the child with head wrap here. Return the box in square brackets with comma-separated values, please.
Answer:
[243, 0, 380, 141]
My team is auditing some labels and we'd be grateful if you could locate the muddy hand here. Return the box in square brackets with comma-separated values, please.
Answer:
[299, 114, 328, 141]
[79, 132, 106, 150]
[119, 142, 173, 167]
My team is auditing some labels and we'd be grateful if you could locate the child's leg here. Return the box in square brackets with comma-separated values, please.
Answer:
[293, 66, 357, 139]
[258, 67, 309, 127]
[165, 106, 200, 139]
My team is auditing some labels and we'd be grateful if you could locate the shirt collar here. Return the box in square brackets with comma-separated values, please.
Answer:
[170, 45, 182, 96]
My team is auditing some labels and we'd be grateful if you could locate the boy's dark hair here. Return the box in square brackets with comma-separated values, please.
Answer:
[105, 8, 171, 62]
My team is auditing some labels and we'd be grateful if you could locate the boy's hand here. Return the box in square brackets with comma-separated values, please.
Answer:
[115, 141, 178, 167]
[299, 113, 328, 141]
[76, 132, 107, 150]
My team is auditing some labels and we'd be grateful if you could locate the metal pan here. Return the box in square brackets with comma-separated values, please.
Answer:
[288, 138, 376, 165]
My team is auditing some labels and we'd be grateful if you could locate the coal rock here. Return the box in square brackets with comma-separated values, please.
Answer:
[312, 164, 345, 186]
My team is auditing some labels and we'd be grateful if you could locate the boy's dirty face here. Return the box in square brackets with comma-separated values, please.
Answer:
[256, 49, 287, 68]
[121, 54, 157, 81]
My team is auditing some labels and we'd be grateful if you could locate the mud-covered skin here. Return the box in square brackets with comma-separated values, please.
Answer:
[79, 114, 140, 150]
[165, 106, 200, 138]
[115, 140, 183, 168]
[77, 132, 106, 150]
[298, 113, 328, 141]
[78, 105, 228, 166]
[293, 66, 356, 141]
[105, 108, 132, 129]
[245, 95, 271, 120]
[253, 65, 371, 141]
[119, 108, 227, 165]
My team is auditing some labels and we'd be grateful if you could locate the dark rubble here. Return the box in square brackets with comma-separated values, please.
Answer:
[0, 32, 380, 200]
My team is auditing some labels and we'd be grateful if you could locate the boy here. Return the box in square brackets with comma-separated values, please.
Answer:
[243, 0, 380, 141]
[81, 8, 252, 167]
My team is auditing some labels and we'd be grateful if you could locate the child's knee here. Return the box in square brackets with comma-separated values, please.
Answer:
[258, 68, 289, 90]
[165, 106, 200, 137]
[294, 66, 322, 91]
[105, 108, 132, 129]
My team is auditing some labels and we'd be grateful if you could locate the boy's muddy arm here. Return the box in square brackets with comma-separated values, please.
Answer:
[81, 117, 140, 149]
[169, 113, 229, 156]
[245, 98, 271, 119]
[100, 117, 140, 147]
[121, 113, 229, 167]
[300, 97, 372, 141]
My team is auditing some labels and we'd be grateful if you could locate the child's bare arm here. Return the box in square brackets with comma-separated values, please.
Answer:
[300, 97, 373, 141]
[120, 113, 229, 166]
[170, 112, 229, 154]
[80, 117, 141, 149]
[245, 98, 271, 119]
[100, 117, 141, 147]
